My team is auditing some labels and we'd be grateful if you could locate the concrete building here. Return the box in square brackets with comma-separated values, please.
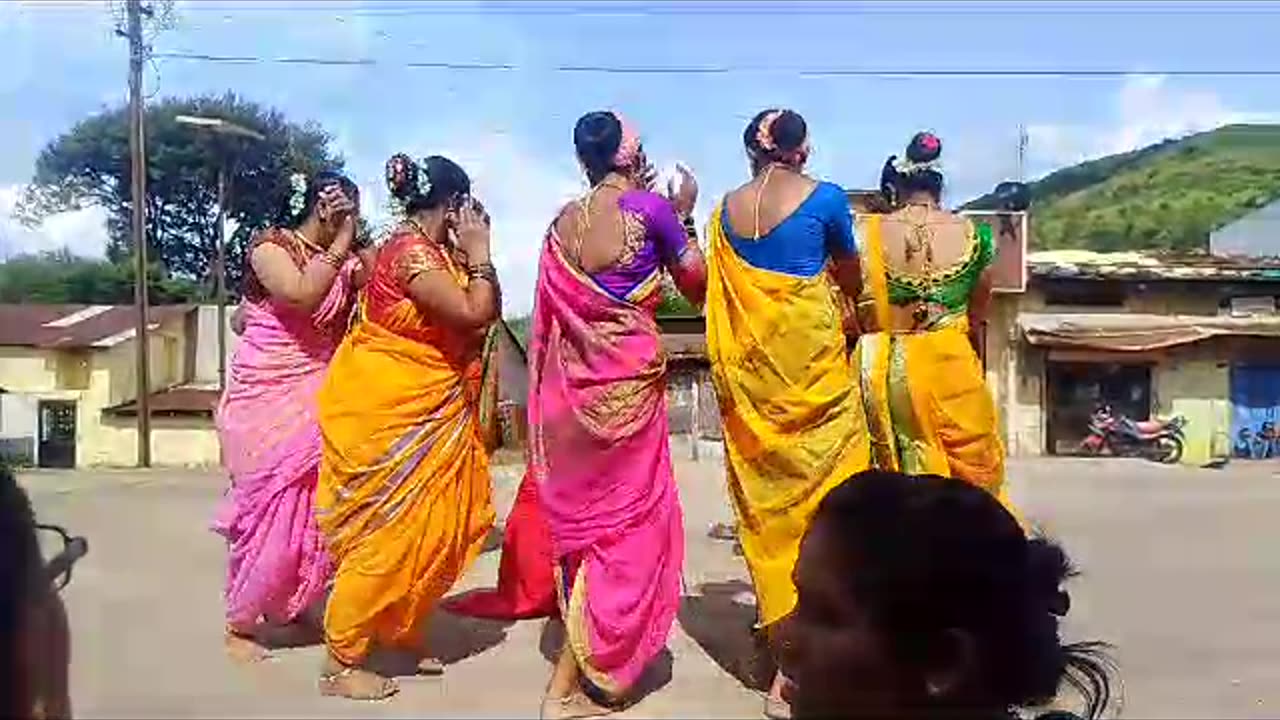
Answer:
[986, 250, 1280, 465]
[0, 304, 232, 468]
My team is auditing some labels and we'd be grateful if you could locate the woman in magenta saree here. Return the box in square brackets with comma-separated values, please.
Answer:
[213, 171, 370, 663]
[532, 111, 705, 718]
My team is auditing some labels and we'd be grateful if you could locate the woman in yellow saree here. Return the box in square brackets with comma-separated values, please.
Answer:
[315, 153, 501, 700]
[854, 132, 1011, 506]
[704, 108, 869, 719]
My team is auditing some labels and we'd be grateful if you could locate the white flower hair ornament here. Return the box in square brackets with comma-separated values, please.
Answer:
[288, 172, 308, 217]
[892, 156, 943, 177]
[415, 162, 433, 200]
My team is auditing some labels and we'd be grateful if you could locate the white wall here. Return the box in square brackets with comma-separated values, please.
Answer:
[193, 305, 238, 385]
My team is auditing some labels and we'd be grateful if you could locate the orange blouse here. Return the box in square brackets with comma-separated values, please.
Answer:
[361, 227, 485, 368]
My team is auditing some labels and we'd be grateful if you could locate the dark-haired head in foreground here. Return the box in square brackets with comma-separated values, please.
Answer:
[2, 462, 74, 719]
[779, 470, 1114, 720]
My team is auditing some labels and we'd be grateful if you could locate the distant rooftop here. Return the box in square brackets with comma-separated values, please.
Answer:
[0, 304, 194, 349]
[1029, 250, 1280, 282]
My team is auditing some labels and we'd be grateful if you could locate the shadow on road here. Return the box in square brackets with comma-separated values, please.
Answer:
[678, 580, 773, 692]
[367, 611, 515, 677]
[536, 617, 675, 707]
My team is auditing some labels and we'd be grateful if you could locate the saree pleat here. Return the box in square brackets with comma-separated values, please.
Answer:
[316, 292, 495, 665]
[704, 203, 870, 628]
[212, 256, 356, 629]
[530, 235, 683, 695]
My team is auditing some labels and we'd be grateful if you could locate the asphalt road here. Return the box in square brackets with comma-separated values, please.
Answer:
[19, 457, 1280, 719]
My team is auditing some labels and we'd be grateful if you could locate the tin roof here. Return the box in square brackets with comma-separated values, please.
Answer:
[1029, 250, 1280, 282]
[0, 304, 194, 349]
[101, 384, 220, 417]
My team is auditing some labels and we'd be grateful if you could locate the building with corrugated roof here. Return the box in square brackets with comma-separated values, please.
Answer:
[0, 304, 232, 468]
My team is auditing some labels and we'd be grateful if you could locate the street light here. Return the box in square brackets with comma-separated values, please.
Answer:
[175, 115, 265, 391]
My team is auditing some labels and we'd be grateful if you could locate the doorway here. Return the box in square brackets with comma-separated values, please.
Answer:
[1046, 362, 1152, 455]
[37, 400, 77, 469]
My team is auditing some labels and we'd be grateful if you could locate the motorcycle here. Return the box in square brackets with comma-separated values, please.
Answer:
[1079, 405, 1187, 464]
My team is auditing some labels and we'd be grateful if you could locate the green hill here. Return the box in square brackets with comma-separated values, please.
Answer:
[964, 124, 1280, 252]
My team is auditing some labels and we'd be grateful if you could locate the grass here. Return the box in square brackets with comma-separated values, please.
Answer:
[964, 124, 1280, 252]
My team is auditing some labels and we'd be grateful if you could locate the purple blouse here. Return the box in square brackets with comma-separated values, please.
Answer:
[588, 190, 689, 299]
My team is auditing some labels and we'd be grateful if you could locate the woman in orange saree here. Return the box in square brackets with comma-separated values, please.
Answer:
[315, 153, 501, 700]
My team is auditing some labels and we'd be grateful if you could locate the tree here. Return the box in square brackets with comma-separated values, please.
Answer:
[17, 93, 345, 296]
[0, 251, 203, 305]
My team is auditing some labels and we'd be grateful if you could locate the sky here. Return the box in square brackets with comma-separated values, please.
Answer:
[3, 0, 1280, 314]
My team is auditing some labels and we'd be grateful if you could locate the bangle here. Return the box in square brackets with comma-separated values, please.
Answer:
[681, 215, 698, 238]
[467, 262, 499, 285]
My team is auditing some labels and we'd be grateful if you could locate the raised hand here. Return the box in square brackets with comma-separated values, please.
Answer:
[666, 162, 699, 219]
[454, 201, 491, 265]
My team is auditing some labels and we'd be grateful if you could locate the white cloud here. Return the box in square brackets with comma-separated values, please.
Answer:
[1026, 74, 1280, 171]
[349, 131, 582, 317]
[0, 184, 110, 260]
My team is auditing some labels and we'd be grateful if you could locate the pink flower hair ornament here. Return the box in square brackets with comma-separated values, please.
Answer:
[611, 111, 642, 170]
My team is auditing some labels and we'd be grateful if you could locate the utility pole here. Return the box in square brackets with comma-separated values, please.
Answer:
[215, 166, 227, 390]
[174, 115, 265, 391]
[1017, 124, 1029, 182]
[126, 0, 152, 467]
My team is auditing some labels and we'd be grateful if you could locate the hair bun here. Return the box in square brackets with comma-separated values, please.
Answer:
[385, 153, 419, 201]
[906, 132, 942, 163]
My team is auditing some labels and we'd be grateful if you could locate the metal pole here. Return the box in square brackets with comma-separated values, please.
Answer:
[215, 164, 227, 391]
[127, 0, 151, 468]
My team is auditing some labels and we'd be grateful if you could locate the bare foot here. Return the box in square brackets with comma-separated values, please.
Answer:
[224, 630, 271, 664]
[763, 672, 792, 719]
[541, 692, 613, 720]
[319, 662, 398, 701]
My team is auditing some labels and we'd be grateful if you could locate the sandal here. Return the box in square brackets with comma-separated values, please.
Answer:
[708, 521, 739, 541]
[540, 693, 613, 720]
[416, 656, 445, 676]
[318, 665, 399, 701]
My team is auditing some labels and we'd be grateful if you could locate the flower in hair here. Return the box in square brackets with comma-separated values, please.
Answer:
[415, 162, 433, 200]
[893, 156, 943, 177]
[611, 111, 642, 169]
[756, 110, 781, 153]
[288, 172, 308, 217]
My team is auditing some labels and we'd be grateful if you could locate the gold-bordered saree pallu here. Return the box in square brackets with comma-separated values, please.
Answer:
[704, 203, 870, 629]
[315, 252, 495, 667]
[529, 233, 684, 696]
[854, 214, 1014, 511]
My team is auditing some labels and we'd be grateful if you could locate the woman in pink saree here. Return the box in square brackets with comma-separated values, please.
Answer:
[532, 111, 706, 718]
[213, 171, 371, 663]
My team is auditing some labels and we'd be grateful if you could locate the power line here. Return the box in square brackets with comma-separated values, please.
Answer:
[151, 52, 1280, 78]
[166, 1, 1280, 16]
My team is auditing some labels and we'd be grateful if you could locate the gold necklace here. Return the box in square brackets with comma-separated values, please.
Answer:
[290, 228, 324, 254]
[902, 203, 936, 269]
[404, 217, 433, 243]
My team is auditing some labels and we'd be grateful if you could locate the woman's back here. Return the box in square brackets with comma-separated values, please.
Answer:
[864, 206, 993, 333]
[552, 187, 688, 304]
[722, 171, 853, 278]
